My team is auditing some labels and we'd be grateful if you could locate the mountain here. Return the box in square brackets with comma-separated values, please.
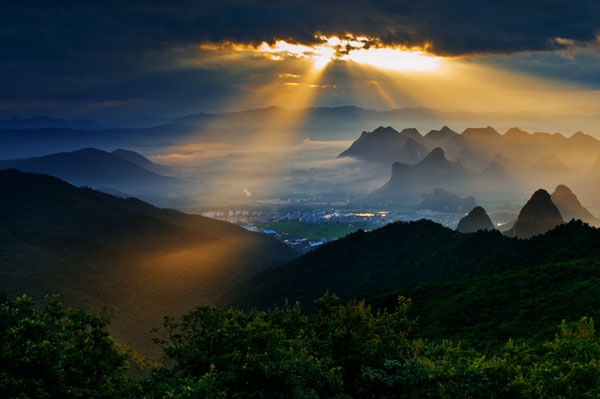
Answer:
[111, 148, 174, 175]
[223, 219, 600, 312]
[397, 137, 429, 164]
[371, 147, 470, 201]
[423, 126, 458, 148]
[456, 206, 495, 233]
[416, 188, 476, 213]
[338, 126, 426, 164]
[551, 184, 599, 226]
[0, 148, 176, 195]
[444, 126, 501, 157]
[505, 189, 564, 238]
[398, 127, 424, 142]
[0, 170, 296, 355]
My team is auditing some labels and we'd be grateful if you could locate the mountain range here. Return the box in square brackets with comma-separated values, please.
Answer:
[371, 147, 471, 201]
[0, 170, 296, 355]
[3, 107, 600, 158]
[333, 124, 600, 204]
[337, 126, 427, 165]
[0, 148, 175, 195]
[340, 125, 600, 170]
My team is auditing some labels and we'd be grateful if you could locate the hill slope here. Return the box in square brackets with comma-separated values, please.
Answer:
[223, 219, 600, 311]
[368, 254, 600, 344]
[0, 170, 296, 355]
[0, 148, 176, 195]
[111, 148, 174, 175]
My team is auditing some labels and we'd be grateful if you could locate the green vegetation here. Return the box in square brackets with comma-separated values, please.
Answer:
[368, 256, 600, 346]
[0, 170, 295, 356]
[253, 220, 379, 241]
[223, 219, 600, 311]
[0, 295, 139, 398]
[7, 170, 600, 396]
[5, 294, 600, 398]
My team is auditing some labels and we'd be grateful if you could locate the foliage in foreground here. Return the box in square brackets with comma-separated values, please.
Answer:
[3, 294, 600, 398]
[0, 295, 139, 398]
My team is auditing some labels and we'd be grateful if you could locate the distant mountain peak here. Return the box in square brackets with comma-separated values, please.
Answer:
[456, 206, 495, 233]
[462, 126, 500, 138]
[399, 127, 422, 140]
[372, 126, 399, 135]
[425, 126, 457, 138]
[504, 127, 528, 137]
[338, 126, 426, 164]
[506, 189, 563, 238]
[422, 147, 447, 163]
[551, 184, 598, 226]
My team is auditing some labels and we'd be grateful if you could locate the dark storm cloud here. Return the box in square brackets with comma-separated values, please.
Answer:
[1, 1, 599, 123]
[2, 0, 599, 59]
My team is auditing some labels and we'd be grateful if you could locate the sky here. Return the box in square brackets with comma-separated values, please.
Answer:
[2, 1, 600, 126]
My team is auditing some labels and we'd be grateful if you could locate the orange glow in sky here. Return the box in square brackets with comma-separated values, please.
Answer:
[203, 35, 443, 72]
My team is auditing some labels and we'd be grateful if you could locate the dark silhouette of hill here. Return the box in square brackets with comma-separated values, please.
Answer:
[456, 206, 495, 233]
[551, 184, 599, 226]
[0, 170, 296, 355]
[111, 148, 174, 175]
[366, 231, 600, 343]
[371, 147, 470, 201]
[0, 148, 176, 195]
[223, 219, 600, 312]
[505, 189, 564, 238]
[338, 126, 426, 164]
[416, 188, 476, 213]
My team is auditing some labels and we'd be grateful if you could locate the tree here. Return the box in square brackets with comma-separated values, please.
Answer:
[0, 295, 139, 399]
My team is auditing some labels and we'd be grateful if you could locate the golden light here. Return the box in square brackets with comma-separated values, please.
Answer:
[253, 36, 442, 72]
[257, 40, 335, 70]
[344, 48, 441, 72]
